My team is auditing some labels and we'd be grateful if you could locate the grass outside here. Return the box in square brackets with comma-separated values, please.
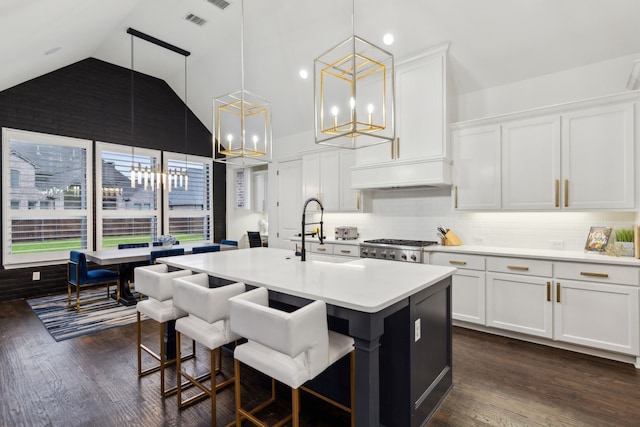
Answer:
[12, 234, 203, 254]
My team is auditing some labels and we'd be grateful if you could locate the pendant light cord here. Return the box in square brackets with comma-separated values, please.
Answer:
[240, 0, 245, 149]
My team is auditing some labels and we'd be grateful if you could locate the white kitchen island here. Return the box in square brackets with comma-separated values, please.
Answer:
[159, 247, 456, 427]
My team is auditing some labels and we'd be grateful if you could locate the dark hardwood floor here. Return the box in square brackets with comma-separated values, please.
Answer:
[2, 298, 640, 426]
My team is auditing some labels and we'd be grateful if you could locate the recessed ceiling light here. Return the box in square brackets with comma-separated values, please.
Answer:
[299, 69, 309, 79]
[44, 47, 61, 56]
[383, 34, 394, 46]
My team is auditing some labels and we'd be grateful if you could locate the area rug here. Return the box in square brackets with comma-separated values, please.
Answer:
[27, 288, 140, 342]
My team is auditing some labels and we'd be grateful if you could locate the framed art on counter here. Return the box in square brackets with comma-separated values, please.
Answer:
[584, 226, 612, 252]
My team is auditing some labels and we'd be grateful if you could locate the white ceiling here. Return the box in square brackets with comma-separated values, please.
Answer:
[2, 0, 640, 139]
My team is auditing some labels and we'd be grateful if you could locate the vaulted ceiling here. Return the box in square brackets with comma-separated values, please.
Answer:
[2, 0, 640, 139]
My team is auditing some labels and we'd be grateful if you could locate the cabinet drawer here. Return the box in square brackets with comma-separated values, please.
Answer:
[555, 262, 639, 286]
[486, 257, 552, 277]
[310, 242, 334, 255]
[334, 244, 359, 257]
[430, 252, 485, 270]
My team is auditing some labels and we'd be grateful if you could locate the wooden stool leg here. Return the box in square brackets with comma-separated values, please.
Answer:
[234, 358, 242, 427]
[211, 347, 216, 426]
[292, 388, 300, 427]
[137, 312, 142, 376]
[159, 321, 166, 396]
[176, 330, 183, 406]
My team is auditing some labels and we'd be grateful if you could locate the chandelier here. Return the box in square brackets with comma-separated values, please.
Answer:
[314, 0, 395, 149]
[214, 0, 272, 166]
[127, 28, 191, 190]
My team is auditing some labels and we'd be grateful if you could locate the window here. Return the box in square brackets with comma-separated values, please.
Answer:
[95, 142, 161, 249]
[2, 128, 92, 267]
[10, 169, 19, 187]
[163, 153, 213, 244]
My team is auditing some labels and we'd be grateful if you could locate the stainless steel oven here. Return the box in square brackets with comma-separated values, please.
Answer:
[359, 239, 439, 263]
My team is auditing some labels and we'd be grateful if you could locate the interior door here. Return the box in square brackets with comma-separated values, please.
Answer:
[276, 159, 302, 249]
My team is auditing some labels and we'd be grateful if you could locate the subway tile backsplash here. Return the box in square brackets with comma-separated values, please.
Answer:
[321, 188, 637, 251]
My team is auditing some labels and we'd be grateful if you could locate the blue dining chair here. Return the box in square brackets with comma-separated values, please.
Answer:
[191, 245, 221, 254]
[149, 248, 185, 264]
[220, 239, 238, 247]
[118, 242, 149, 249]
[153, 240, 180, 247]
[67, 250, 120, 311]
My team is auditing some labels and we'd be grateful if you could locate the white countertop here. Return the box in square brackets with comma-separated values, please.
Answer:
[159, 247, 456, 313]
[426, 245, 640, 267]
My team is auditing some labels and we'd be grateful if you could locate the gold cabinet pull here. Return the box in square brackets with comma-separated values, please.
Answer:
[340, 249, 351, 254]
[317, 247, 327, 252]
[391, 139, 395, 159]
[449, 260, 467, 265]
[356, 190, 361, 210]
[546, 282, 551, 302]
[555, 179, 559, 208]
[454, 186, 458, 209]
[556, 282, 561, 303]
[564, 179, 569, 207]
[397, 137, 400, 159]
[580, 272, 609, 278]
[507, 265, 529, 271]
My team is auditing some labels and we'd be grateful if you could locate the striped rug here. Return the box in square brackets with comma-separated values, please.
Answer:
[27, 288, 141, 342]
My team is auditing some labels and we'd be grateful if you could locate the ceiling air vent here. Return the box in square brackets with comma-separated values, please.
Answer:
[206, 0, 231, 10]
[184, 13, 207, 26]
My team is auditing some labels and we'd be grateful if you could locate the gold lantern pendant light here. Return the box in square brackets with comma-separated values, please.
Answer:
[314, 0, 395, 149]
[214, 0, 272, 166]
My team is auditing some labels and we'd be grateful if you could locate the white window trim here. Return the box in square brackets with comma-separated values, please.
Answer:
[163, 152, 214, 243]
[95, 141, 162, 250]
[2, 128, 93, 268]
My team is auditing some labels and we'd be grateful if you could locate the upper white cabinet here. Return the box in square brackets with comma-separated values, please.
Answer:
[501, 115, 561, 210]
[451, 124, 501, 210]
[351, 43, 451, 189]
[561, 103, 634, 209]
[452, 92, 638, 211]
[302, 150, 361, 212]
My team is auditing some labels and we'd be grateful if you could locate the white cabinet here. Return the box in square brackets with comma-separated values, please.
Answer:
[554, 261, 639, 355]
[352, 43, 451, 188]
[485, 256, 554, 338]
[561, 102, 634, 209]
[338, 151, 361, 211]
[430, 252, 485, 325]
[277, 159, 302, 245]
[303, 150, 361, 212]
[451, 124, 501, 210]
[501, 115, 561, 210]
[451, 93, 637, 211]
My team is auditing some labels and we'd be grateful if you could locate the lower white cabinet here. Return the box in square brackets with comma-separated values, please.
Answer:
[431, 250, 640, 361]
[554, 261, 639, 355]
[554, 280, 639, 355]
[486, 272, 553, 338]
[430, 252, 485, 324]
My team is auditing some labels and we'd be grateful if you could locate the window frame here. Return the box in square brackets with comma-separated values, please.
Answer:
[95, 141, 162, 250]
[2, 128, 93, 268]
[162, 152, 214, 244]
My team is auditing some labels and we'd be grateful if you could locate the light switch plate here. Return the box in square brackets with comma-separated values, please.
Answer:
[414, 318, 421, 342]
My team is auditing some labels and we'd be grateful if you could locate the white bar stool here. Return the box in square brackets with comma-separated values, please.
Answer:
[172, 275, 246, 425]
[135, 264, 193, 396]
[229, 287, 355, 427]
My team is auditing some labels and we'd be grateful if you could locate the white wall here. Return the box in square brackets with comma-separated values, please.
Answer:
[454, 53, 639, 123]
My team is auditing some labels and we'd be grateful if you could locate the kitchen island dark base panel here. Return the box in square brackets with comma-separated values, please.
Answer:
[267, 276, 453, 426]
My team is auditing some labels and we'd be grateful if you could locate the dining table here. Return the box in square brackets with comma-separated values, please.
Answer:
[83, 242, 237, 306]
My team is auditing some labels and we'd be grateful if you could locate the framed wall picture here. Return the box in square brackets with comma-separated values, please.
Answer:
[584, 226, 612, 252]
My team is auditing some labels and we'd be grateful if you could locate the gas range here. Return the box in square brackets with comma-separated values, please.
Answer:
[360, 239, 439, 263]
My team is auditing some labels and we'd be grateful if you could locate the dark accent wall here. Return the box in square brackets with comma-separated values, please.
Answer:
[0, 57, 227, 301]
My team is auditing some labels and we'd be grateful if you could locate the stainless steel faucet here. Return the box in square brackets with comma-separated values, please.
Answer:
[296, 197, 324, 261]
